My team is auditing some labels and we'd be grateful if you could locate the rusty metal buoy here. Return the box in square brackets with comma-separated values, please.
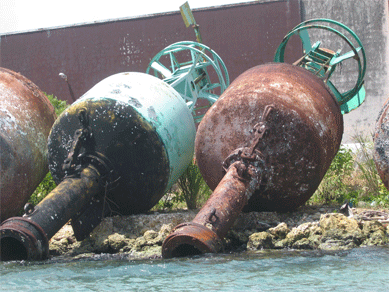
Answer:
[162, 63, 344, 258]
[195, 63, 344, 212]
[0, 68, 56, 222]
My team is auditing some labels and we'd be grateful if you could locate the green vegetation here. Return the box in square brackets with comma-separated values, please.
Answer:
[308, 134, 389, 208]
[177, 159, 212, 209]
[23, 94, 68, 211]
[29, 172, 57, 206]
[152, 160, 212, 211]
[46, 93, 68, 116]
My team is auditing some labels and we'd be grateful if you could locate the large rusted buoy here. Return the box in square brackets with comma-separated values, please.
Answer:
[195, 63, 343, 212]
[373, 98, 389, 189]
[0, 68, 56, 222]
[162, 63, 343, 258]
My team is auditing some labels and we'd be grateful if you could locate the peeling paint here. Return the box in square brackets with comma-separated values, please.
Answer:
[147, 106, 158, 122]
[128, 97, 142, 108]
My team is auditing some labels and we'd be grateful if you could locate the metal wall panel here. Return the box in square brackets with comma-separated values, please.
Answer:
[0, 1, 301, 103]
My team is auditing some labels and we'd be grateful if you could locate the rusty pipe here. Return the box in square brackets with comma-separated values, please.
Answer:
[163, 145, 266, 258]
[0, 165, 101, 261]
[163, 161, 257, 257]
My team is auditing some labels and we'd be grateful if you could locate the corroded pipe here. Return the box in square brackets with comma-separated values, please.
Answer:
[163, 161, 257, 257]
[0, 68, 56, 222]
[0, 165, 100, 261]
[0, 72, 195, 261]
[162, 63, 343, 258]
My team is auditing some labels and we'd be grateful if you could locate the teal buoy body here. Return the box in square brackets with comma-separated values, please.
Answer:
[48, 72, 196, 214]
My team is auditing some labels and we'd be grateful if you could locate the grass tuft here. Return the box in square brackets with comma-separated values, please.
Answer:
[308, 133, 389, 208]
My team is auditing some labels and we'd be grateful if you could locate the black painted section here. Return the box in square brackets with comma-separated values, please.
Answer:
[48, 98, 170, 214]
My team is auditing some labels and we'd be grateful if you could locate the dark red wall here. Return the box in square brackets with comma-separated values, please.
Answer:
[0, 0, 301, 103]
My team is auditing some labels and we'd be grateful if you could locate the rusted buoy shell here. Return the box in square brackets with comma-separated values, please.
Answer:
[373, 98, 389, 189]
[195, 63, 343, 212]
[0, 68, 56, 221]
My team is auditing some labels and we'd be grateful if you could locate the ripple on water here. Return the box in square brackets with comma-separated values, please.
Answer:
[1, 247, 388, 291]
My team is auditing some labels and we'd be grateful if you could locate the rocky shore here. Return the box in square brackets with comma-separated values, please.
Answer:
[49, 205, 389, 260]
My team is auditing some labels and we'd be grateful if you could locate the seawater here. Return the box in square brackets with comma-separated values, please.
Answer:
[1, 246, 388, 291]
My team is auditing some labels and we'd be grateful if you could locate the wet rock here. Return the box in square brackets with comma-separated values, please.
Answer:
[144, 230, 158, 242]
[292, 238, 315, 250]
[318, 239, 358, 250]
[108, 233, 129, 252]
[49, 224, 76, 256]
[49, 239, 69, 256]
[133, 236, 147, 251]
[245, 213, 381, 251]
[282, 222, 321, 247]
[268, 222, 289, 239]
[91, 223, 176, 257]
[361, 221, 388, 246]
[319, 213, 365, 248]
[159, 223, 174, 239]
[225, 230, 251, 251]
[247, 232, 274, 250]
[49, 206, 389, 259]
[131, 245, 162, 258]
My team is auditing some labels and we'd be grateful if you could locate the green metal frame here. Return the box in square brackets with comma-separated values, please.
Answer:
[146, 41, 230, 123]
[274, 19, 366, 114]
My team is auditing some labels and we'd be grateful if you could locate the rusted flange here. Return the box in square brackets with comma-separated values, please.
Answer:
[162, 222, 223, 259]
[0, 217, 49, 261]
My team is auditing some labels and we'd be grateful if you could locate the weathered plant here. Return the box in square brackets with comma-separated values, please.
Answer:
[310, 146, 355, 204]
[24, 94, 68, 209]
[309, 133, 389, 208]
[177, 159, 212, 210]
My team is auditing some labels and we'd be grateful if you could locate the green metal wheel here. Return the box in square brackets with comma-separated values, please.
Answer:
[274, 19, 366, 114]
[147, 41, 229, 122]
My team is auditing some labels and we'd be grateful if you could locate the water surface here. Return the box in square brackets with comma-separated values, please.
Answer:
[1, 246, 388, 291]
